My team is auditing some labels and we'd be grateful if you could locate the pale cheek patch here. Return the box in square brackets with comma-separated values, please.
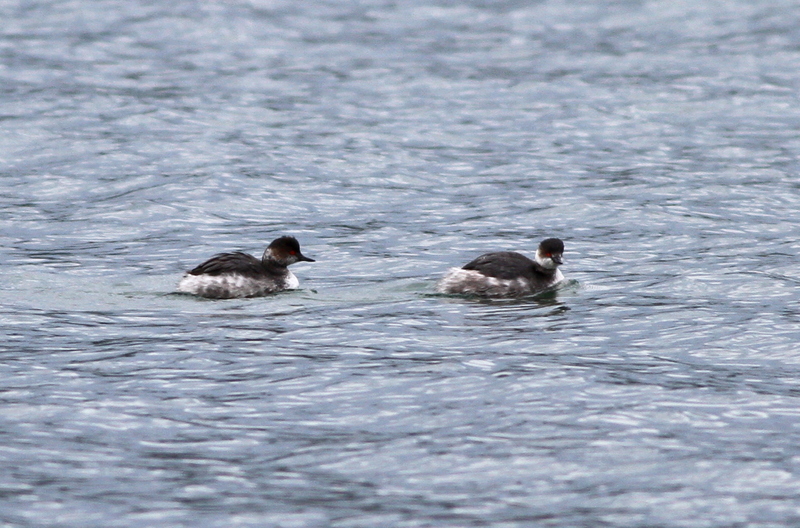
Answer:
[535, 252, 560, 270]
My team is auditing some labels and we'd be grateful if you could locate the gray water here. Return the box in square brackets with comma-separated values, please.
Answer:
[3, 0, 800, 526]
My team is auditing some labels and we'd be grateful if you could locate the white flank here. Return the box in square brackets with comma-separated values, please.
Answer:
[176, 273, 286, 298]
[436, 267, 563, 297]
[284, 271, 300, 289]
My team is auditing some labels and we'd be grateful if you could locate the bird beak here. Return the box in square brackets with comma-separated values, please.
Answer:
[298, 254, 315, 262]
[551, 254, 563, 265]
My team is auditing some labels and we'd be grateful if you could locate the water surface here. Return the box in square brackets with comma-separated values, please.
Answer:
[2, 0, 800, 526]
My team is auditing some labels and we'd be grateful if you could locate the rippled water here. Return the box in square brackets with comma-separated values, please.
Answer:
[3, 0, 800, 526]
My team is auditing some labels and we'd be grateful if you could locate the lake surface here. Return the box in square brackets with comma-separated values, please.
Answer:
[2, 0, 800, 526]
